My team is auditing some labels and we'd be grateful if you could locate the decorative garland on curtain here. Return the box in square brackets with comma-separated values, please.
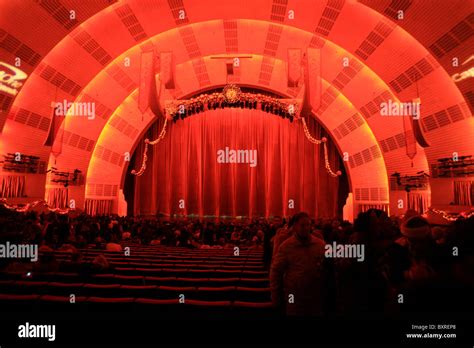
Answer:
[131, 118, 168, 176]
[164, 85, 300, 121]
[301, 118, 342, 178]
[428, 207, 474, 221]
[0, 199, 70, 214]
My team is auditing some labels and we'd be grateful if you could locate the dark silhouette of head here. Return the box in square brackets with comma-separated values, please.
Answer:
[290, 212, 311, 241]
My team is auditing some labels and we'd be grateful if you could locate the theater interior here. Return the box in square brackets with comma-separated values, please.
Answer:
[0, 0, 473, 345]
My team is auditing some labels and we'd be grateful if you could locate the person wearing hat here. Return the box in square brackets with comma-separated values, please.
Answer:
[400, 216, 437, 281]
[401, 215, 431, 240]
[396, 211, 428, 247]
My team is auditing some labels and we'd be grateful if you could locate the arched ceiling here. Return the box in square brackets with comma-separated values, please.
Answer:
[0, 0, 473, 209]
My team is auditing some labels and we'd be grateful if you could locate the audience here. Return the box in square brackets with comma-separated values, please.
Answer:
[0, 203, 472, 316]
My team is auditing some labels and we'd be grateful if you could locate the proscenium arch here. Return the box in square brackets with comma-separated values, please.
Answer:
[41, 16, 431, 212]
[45, 48, 391, 215]
[50, 38, 412, 214]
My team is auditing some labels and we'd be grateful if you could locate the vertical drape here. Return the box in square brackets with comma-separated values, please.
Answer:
[453, 181, 474, 206]
[358, 204, 389, 213]
[131, 108, 345, 218]
[0, 175, 26, 198]
[85, 199, 113, 216]
[407, 191, 430, 214]
[45, 187, 69, 208]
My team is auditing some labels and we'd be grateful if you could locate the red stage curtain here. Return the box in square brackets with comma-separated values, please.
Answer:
[0, 175, 26, 198]
[453, 181, 474, 206]
[45, 187, 68, 208]
[358, 204, 390, 213]
[130, 109, 345, 218]
[85, 199, 113, 216]
[407, 191, 431, 214]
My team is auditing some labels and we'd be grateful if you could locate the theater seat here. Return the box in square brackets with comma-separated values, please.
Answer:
[239, 278, 269, 287]
[157, 285, 196, 299]
[240, 271, 268, 278]
[233, 301, 274, 308]
[128, 262, 152, 267]
[13, 280, 49, 294]
[183, 298, 232, 319]
[83, 284, 122, 297]
[161, 268, 190, 276]
[87, 296, 135, 302]
[46, 282, 84, 296]
[134, 268, 165, 276]
[108, 261, 130, 267]
[114, 275, 145, 285]
[185, 269, 214, 278]
[135, 298, 179, 305]
[171, 277, 210, 287]
[143, 276, 176, 285]
[206, 277, 239, 286]
[193, 286, 235, 301]
[90, 274, 116, 284]
[214, 269, 240, 275]
[0, 293, 40, 312]
[86, 296, 135, 312]
[184, 299, 232, 307]
[39, 294, 87, 312]
[235, 287, 271, 302]
[119, 285, 158, 298]
[114, 267, 137, 275]
[46, 272, 80, 283]
[134, 298, 181, 316]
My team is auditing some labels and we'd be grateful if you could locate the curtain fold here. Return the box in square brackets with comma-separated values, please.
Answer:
[453, 181, 474, 206]
[131, 109, 344, 218]
[407, 191, 431, 214]
[45, 187, 69, 209]
[358, 204, 390, 213]
[85, 199, 113, 216]
[0, 175, 26, 198]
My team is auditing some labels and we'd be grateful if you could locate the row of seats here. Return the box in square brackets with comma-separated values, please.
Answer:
[121, 244, 263, 254]
[47, 249, 262, 264]
[58, 256, 262, 264]
[0, 280, 271, 301]
[107, 263, 263, 270]
[55, 246, 263, 256]
[111, 267, 267, 277]
[1, 246, 270, 314]
[0, 293, 275, 318]
[91, 274, 269, 287]
[1, 272, 269, 287]
[52, 258, 265, 270]
[1, 268, 268, 280]
[54, 254, 263, 263]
